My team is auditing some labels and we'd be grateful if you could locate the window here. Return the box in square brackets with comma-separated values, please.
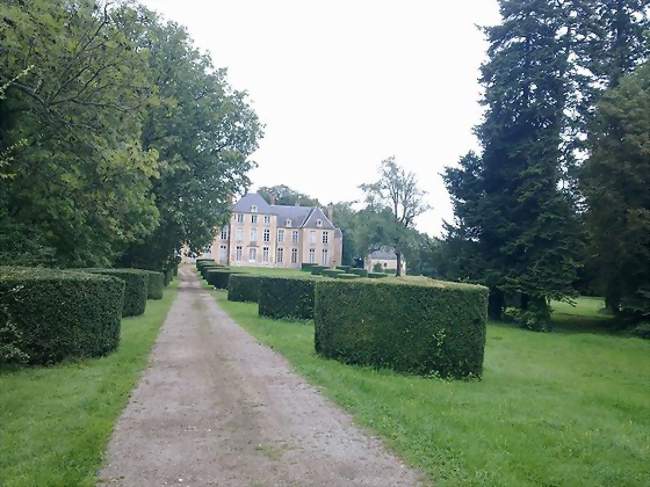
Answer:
[236, 213, 244, 223]
[277, 229, 284, 242]
[309, 248, 315, 263]
[263, 228, 270, 242]
[251, 214, 258, 224]
[220, 226, 228, 240]
[263, 215, 270, 225]
[321, 248, 329, 266]
[322, 231, 329, 244]
[251, 205, 258, 213]
[219, 245, 227, 261]
[236, 228, 243, 241]
[292, 230, 299, 243]
[277, 247, 284, 263]
[310, 230, 316, 244]
[263, 246, 269, 262]
[235, 246, 242, 261]
[251, 228, 257, 241]
[286, 219, 292, 227]
[316, 219, 322, 227]
[291, 248, 298, 264]
[249, 247, 256, 263]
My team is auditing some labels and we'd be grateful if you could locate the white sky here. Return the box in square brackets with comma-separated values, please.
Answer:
[141, 0, 501, 236]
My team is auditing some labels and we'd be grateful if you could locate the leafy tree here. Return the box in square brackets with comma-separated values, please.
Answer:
[582, 62, 650, 321]
[0, 0, 159, 266]
[443, 0, 582, 330]
[258, 185, 321, 207]
[116, 8, 262, 271]
[360, 156, 430, 276]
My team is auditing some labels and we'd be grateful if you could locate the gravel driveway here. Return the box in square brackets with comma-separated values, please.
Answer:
[99, 266, 422, 486]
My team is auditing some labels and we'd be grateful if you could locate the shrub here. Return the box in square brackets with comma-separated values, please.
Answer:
[259, 277, 316, 320]
[349, 268, 368, 277]
[206, 268, 240, 289]
[200, 264, 223, 280]
[310, 266, 328, 276]
[314, 279, 489, 378]
[631, 322, 650, 339]
[82, 268, 148, 317]
[336, 265, 351, 272]
[368, 272, 388, 279]
[301, 263, 318, 271]
[0, 267, 124, 365]
[228, 274, 267, 303]
[372, 262, 384, 272]
[163, 268, 173, 286]
[322, 269, 345, 278]
[196, 258, 214, 268]
[335, 273, 360, 280]
[141, 270, 164, 299]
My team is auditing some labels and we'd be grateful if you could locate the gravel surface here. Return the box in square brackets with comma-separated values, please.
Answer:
[98, 266, 423, 486]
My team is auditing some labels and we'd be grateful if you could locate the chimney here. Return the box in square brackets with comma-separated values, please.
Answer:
[270, 194, 276, 205]
[326, 203, 334, 222]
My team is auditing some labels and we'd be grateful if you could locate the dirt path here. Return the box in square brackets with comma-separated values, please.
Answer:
[99, 266, 422, 487]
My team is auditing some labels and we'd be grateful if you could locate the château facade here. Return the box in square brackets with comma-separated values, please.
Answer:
[211, 193, 343, 268]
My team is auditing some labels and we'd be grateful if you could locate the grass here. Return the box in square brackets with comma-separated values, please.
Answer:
[214, 291, 650, 486]
[0, 280, 178, 487]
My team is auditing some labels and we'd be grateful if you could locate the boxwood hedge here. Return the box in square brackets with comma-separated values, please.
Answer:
[335, 273, 359, 280]
[349, 268, 368, 277]
[301, 263, 318, 271]
[314, 278, 489, 378]
[207, 268, 240, 289]
[0, 267, 124, 365]
[259, 276, 317, 320]
[368, 272, 388, 279]
[228, 274, 268, 303]
[200, 264, 223, 280]
[322, 269, 345, 278]
[82, 268, 148, 317]
[310, 266, 328, 276]
[142, 270, 164, 299]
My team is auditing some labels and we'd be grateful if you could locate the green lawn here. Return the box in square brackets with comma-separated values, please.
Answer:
[0, 281, 178, 487]
[215, 291, 650, 486]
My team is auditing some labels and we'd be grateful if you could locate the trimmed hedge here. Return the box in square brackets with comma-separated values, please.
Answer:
[0, 267, 124, 365]
[228, 274, 267, 303]
[322, 269, 345, 278]
[82, 268, 148, 316]
[336, 265, 351, 272]
[335, 273, 360, 280]
[200, 264, 224, 280]
[301, 263, 318, 271]
[259, 277, 316, 320]
[142, 270, 164, 299]
[349, 268, 368, 277]
[310, 266, 328, 276]
[163, 268, 173, 286]
[314, 279, 489, 378]
[368, 272, 388, 279]
[206, 268, 240, 289]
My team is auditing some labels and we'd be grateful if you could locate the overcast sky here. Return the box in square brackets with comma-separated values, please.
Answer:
[141, 0, 501, 236]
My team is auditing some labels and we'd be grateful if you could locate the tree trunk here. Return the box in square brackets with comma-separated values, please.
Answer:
[396, 251, 402, 277]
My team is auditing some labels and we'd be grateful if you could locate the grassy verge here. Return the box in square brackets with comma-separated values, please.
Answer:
[214, 290, 650, 486]
[0, 280, 178, 487]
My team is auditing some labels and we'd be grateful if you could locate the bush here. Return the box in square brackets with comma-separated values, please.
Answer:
[631, 322, 650, 339]
[349, 268, 368, 277]
[228, 274, 267, 303]
[368, 272, 388, 279]
[310, 266, 328, 276]
[82, 268, 148, 316]
[322, 269, 345, 278]
[335, 273, 360, 280]
[372, 263, 384, 272]
[314, 279, 489, 378]
[301, 263, 318, 271]
[0, 267, 124, 365]
[200, 264, 224, 280]
[140, 270, 164, 299]
[206, 268, 240, 289]
[336, 265, 351, 272]
[259, 277, 316, 320]
[163, 268, 173, 286]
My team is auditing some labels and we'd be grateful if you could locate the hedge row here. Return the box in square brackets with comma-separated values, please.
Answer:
[227, 274, 268, 303]
[349, 268, 368, 277]
[207, 268, 240, 289]
[314, 279, 488, 378]
[142, 270, 164, 299]
[82, 268, 148, 316]
[259, 276, 316, 320]
[0, 267, 124, 365]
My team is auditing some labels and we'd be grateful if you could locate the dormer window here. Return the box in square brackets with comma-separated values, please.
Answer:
[251, 205, 258, 213]
[316, 219, 323, 227]
[286, 219, 292, 227]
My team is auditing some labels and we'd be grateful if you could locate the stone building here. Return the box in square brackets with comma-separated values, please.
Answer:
[365, 246, 406, 274]
[210, 193, 343, 268]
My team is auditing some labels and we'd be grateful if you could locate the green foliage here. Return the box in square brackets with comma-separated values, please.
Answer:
[367, 272, 388, 279]
[582, 62, 650, 321]
[336, 265, 351, 272]
[258, 277, 316, 320]
[322, 269, 345, 278]
[310, 266, 328, 276]
[301, 263, 318, 271]
[631, 322, 650, 339]
[82, 268, 148, 317]
[314, 279, 488, 377]
[349, 268, 368, 277]
[227, 274, 267, 303]
[0, 267, 124, 365]
[258, 185, 321, 207]
[142, 270, 164, 300]
[200, 264, 225, 280]
[206, 269, 239, 289]
[372, 262, 383, 272]
[335, 273, 360, 280]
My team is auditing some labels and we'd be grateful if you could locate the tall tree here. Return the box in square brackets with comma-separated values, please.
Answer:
[582, 62, 650, 321]
[258, 185, 321, 207]
[118, 9, 262, 271]
[360, 157, 430, 276]
[444, 0, 581, 330]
